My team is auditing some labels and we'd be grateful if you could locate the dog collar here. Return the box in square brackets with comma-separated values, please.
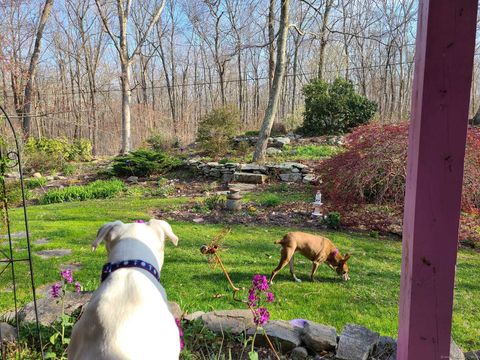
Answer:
[101, 260, 160, 283]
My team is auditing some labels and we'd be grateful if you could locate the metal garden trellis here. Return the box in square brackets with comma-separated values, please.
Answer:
[0, 104, 43, 359]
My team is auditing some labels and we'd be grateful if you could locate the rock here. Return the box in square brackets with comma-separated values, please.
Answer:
[0, 232, 26, 240]
[267, 163, 294, 172]
[193, 218, 205, 223]
[239, 164, 268, 173]
[54, 175, 67, 180]
[34, 238, 50, 245]
[127, 176, 139, 183]
[46, 176, 54, 181]
[3, 292, 93, 326]
[280, 173, 302, 182]
[0, 322, 17, 342]
[303, 174, 317, 184]
[336, 324, 379, 360]
[371, 336, 396, 360]
[301, 322, 337, 353]
[33, 172, 42, 179]
[222, 173, 234, 183]
[36, 249, 72, 259]
[201, 309, 255, 335]
[248, 320, 302, 353]
[5, 173, 20, 179]
[228, 183, 257, 193]
[290, 346, 308, 360]
[464, 351, 480, 360]
[226, 199, 242, 211]
[266, 147, 282, 155]
[184, 311, 205, 322]
[272, 137, 291, 148]
[168, 301, 183, 319]
[233, 172, 267, 184]
[451, 339, 465, 360]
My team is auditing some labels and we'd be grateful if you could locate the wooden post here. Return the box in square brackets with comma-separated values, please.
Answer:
[397, 1, 477, 359]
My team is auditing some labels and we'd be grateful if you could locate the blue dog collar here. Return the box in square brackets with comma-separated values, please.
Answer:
[101, 259, 160, 283]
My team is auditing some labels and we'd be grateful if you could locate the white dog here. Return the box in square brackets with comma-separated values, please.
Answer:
[68, 219, 181, 360]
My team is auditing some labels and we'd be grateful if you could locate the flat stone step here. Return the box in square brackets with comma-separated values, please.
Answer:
[36, 249, 72, 259]
[233, 172, 267, 184]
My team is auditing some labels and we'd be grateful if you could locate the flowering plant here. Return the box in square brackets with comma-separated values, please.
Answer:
[45, 269, 82, 359]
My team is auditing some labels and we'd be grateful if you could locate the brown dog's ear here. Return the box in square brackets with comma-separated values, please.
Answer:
[148, 219, 179, 246]
[343, 253, 351, 262]
[91, 221, 124, 251]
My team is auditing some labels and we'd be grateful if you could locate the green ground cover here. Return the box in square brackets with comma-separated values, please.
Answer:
[1, 197, 479, 351]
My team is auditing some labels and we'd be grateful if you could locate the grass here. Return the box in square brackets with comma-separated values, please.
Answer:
[1, 197, 479, 351]
[273, 144, 342, 161]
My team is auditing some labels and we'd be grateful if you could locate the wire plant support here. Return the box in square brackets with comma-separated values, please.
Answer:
[0, 104, 43, 359]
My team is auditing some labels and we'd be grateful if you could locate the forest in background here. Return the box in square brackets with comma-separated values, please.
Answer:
[0, 0, 478, 155]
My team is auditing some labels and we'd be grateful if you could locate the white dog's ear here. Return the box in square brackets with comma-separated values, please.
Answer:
[148, 219, 179, 246]
[92, 221, 124, 251]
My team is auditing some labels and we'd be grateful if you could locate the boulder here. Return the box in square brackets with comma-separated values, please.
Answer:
[290, 346, 309, 360]
[272, 137, 291, 148]
[266, 147, 282, 155]
[0, 322, 17, 342]
[168, 301, 183, 319]
[127, 176, 139, 183]
[248, 320, 302, 353]
[233, 172, 267, 184]
[371, 336, 396, 360]
[280, 173, 302, 182]
[336, 324, 379, 360]
[184, 311, 205, 322]
[239, 164, 268, 173]
[33, 172, 42, 179]
[301, 322, 337, 353]
[302, 174, 317, 184]
[201, 310, 255, 335]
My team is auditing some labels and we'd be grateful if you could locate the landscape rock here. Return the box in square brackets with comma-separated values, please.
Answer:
[168, 301, 183, 319]
[271, 137, 291, 148]
[0, 322, 17, 342]
[302, 174, 317, 184]
[127, 176, 139, 183]
[46, 176, 54, 181]
[266, 147, 282, 155]
[248, 320, 302, 353]
[184, 311, 205, 322]
[36, 249, 72, 259]
[233, 172, 267, 184]
[228, 183, 257, 193]
[1, 292, 93, 326]
[0, 232, 26, 240]
[301, 321, 337, 353]
[451, 339, 465, 360]
[280, 173, 302, 182]
[239, 164, 268, 173]
[371, 336, 396, 360]
[201, 310, 255, 335]
[290, 346, 309, 360]
[336, 324, 379, 360]
[33, 172, 42, 179]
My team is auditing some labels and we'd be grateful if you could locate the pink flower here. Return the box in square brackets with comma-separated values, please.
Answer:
[134, 220, 146, 223]
[75, 281, 81, 294]
[266, 292, 275, 303]
[51, 283, 62, 298]
[253, 308, 270, 326]
[60, 269, 73, 284]
[247, 289, 258, 307]
[252, 275, 269, 291]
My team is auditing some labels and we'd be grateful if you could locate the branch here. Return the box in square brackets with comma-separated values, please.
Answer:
[94, 0, 121, 55]
[129, 0, 166, 63]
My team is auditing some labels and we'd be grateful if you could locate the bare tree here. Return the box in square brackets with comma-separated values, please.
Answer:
[22, 0, 54, 138]
[94, 0, 166, 153]
[253, 0, 290, 162]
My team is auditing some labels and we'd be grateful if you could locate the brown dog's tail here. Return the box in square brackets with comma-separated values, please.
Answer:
[274, 235, 288, 245]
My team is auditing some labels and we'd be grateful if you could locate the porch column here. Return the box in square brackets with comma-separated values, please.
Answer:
[397, 1, 477, 359]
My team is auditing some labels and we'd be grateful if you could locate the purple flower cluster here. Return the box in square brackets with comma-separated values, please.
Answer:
[247, 275, 275, 326]
[51, 268, 82, 299]
[175, 318, 185, 350]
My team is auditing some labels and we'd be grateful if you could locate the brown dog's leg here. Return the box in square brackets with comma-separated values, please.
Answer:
[310, 262, 320, 282]
[269, 246, 295, 284]
[289, 256, 302, 283]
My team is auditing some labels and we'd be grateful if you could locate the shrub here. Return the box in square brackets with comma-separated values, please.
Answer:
[25, 177, 47, 189]
[324, 211, 341, 229]
[244, 130, 259, 136]
[40, 179, 125, 204]
[203, 194, 226, 211]
[258, 193, 281, 207]
[2, 181, 31, 207]
[197, 106, 240, 155]
[318, 123, 480, 212]
[111, 149, 182, 177]
[62, 163, 76, 176]
[146, 134, 172, 152]
[300, 78, 377, 136]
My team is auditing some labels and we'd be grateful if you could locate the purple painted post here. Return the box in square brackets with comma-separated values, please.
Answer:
[397, 1, 477, 359]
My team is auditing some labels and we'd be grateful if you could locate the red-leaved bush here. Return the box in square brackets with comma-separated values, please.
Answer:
[318, 123, 480, 212]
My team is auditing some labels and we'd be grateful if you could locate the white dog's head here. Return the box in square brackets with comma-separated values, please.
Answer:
[91, 219, 179, 255]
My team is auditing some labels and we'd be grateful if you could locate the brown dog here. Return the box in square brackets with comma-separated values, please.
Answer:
[269, 232, 350, 283]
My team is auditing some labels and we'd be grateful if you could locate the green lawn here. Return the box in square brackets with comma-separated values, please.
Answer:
[1, 197, 479, 351]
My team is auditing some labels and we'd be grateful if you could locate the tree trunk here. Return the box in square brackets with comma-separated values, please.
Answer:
[253, 0, 289, 162]
[317, 0, 333, 80]
[22, 0, 54, 138]
[121, 62, 132, 153]
[268, 0, 276, 93]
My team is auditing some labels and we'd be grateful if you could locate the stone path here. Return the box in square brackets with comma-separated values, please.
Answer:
[36, 249, 72, 259]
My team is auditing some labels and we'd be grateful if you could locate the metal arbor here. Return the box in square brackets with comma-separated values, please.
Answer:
[0, 104, 43, 359]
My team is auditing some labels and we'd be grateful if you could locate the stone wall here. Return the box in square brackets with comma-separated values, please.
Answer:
[186, 159, 317, 184]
